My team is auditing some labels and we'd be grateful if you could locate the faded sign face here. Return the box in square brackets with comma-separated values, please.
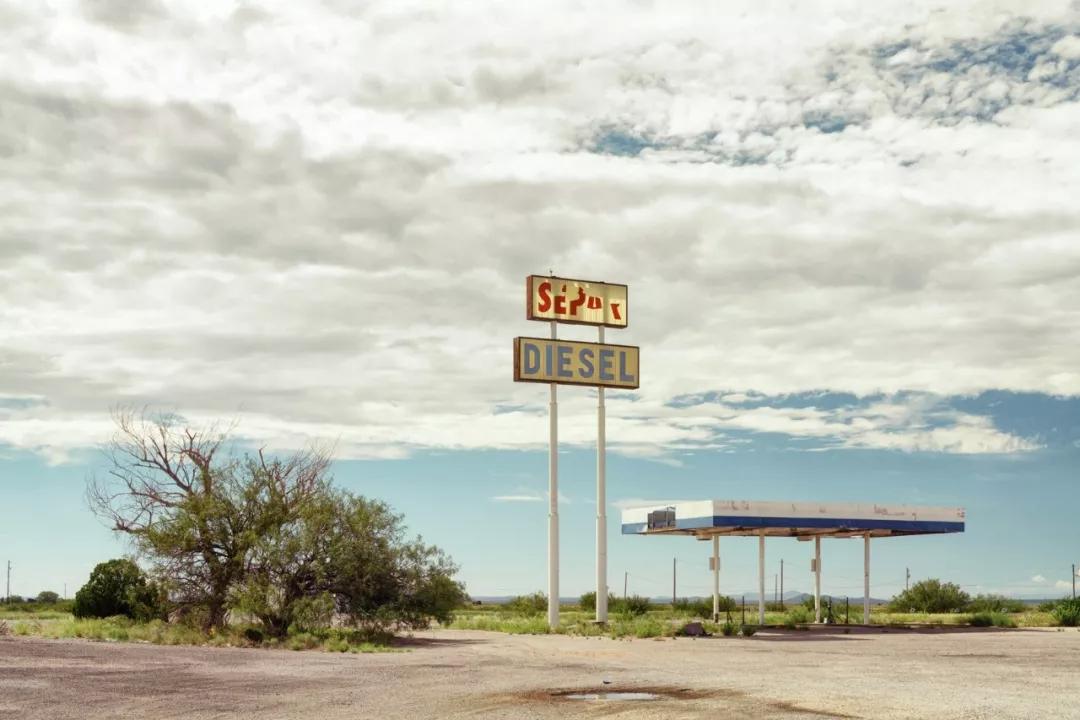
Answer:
[513, 337, 640, 389]
[526, 276, 628, 328]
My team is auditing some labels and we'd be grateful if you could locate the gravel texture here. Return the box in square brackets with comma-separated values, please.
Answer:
[2, 626, 1078, 719]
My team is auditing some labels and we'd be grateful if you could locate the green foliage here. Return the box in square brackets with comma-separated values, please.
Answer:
[889, 579, 971, 613]
[1051, 598, 1080, 627]
[35, 591, 60, 605]
[506, 592, 548, 616]
[786, 606, 812, 625]
[740, 623, 758, 637]
[720, 621, 737, 636]
[966, 594, 1025, 614]
[72, 559, 165, 621]
[611, 595, 651, 616]
[89, 412, 466, 638]
[968, 612, 1016, 628]
[671, 596, 736, 617]
[579, 591, 596, 611]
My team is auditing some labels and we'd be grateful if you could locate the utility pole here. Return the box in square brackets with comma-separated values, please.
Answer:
[672, 558, 677, 606]
[780, 559, 785, 610]
[774, 573, 778, 604]
[1073, 563, 1076, 601]
[623, 571, 628, 600]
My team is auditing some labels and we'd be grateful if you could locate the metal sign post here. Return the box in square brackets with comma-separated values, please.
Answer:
[596, 324, 607, 623]
[517, 274, 635, 631]
[547, 319, 559, 629]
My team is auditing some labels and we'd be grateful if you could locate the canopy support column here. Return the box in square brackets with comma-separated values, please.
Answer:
[863, 532, 871, 625]
[814, 536, 822, 623]
[758, 530, 766, 625]
[711, 536, 720, 621]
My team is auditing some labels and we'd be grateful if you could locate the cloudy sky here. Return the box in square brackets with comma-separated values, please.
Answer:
[1, 0, 1078, 600]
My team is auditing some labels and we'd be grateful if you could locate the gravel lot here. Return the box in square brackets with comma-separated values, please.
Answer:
[2, 626, 1079, 719]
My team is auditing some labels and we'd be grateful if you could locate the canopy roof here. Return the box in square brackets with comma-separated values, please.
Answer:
[621, 500, 965, 540]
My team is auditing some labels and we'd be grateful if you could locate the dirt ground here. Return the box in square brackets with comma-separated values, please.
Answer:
[2, 626, 1079, 719]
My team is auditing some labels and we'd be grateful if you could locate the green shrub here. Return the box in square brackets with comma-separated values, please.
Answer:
[966, 594, 1025, 614]
[889, 579, 970, 613]
[611, 595, 651, 616]
[73, 560, 165, 621]
[505, 592, 548, 616]
[968, 612, 1017, 628]
[720, 621, 736, 636]
[786, 606, 812, 625]
[35, 591, 60, 605]
[1052, 599, 1080, 627]
[242, 627, 265, 644]
[740, 624, 758, 637]
[671, 596, 736, 617]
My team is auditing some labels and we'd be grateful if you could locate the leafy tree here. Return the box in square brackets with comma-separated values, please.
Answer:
[505, 592, 548, 617]
[888, 579, 971, 613]
[73, 559, 164, 621]
[35, 591, 60, 604]
[87, 409, 331, 630]
[236, 491, 466, 636]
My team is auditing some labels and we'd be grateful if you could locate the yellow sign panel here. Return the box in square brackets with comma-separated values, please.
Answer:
[513, 337, 640, 389]
[526, 275, 628, 328]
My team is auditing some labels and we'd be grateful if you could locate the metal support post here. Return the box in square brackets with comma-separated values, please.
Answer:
[547, 319, 559, 630]
[758, 530, 766, 625]
[596, 326, 607, 623]
[712, 536, 720, 621]
[863, 533, 871, 625]
[814, 537, 822, 623]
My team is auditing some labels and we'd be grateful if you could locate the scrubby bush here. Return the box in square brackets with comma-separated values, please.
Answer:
[968, 612, 1016, 628]
[740, 623, 758, 637]
[73, 559, 165, 621]
[1052, 599, 1080, 627]
[35, 591, 60, 605]
[888, 579, 970, 613]
[966, 594, 1025, 614]
[672, 596, 736, 617]
[611, 595, 651, 616]
[720, 621, 737, 636]
[579, 591, 621, 612]
[506, 592, 548, 616]
[786, 606, 812, 625]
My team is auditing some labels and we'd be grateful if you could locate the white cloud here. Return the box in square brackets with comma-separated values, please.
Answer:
[1054, 580, 1073, 591]
[491, 494, 544, 503]
[0, 1, 1074, 462]
[1032, 575, 1047, 583]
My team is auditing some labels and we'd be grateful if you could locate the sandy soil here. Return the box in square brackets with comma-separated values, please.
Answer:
[2, 626, 1079, 719]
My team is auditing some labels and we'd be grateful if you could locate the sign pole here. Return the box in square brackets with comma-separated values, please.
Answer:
[596, 325, 607, 624]
[547, 318, 559, 630]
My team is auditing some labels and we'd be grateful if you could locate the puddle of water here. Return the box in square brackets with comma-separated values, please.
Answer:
[562, 692, 662, 702]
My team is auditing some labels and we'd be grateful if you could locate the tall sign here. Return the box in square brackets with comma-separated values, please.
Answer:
[526, 275, 628, 328]
[514, 274, 638, 628]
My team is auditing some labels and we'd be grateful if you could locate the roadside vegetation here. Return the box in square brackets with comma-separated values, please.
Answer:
[2, 409, 466, 652]
[447, 583, 1078, 638]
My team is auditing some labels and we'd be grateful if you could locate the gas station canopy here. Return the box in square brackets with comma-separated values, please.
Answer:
[621, 500, 965, 540]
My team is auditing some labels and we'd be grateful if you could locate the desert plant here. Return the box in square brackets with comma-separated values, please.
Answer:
[73, 559, 165, 621]
[506, 592, 548, 616]
[35, 591, 61, 605]
[611, 595, 651, 616]
[966, 594, 1025, 614]
[968, 612, 1016, 628]
[740, 623, 758, 637]
[889, 579, 970, 613]
[786, 606, 812, 625]
[720, 621, 737, 636]
[1052, 599, 1080, 627]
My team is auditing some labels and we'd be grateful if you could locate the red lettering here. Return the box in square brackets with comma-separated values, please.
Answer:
[569, 288, 586, 316]
[610, 303, 622, 320]
[587, 296, 602, 310]
[537, 281, 552, 312]
[554, 293, 567, 315]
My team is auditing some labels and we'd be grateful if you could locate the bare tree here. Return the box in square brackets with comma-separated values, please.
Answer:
[88, 408, 332, 630]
